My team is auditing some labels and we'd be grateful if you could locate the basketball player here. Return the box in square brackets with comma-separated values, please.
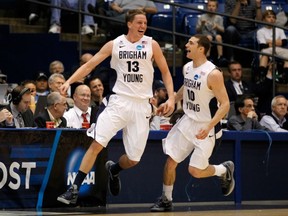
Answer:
[151, 35, 234, 212]
[57, 9, 175, 205]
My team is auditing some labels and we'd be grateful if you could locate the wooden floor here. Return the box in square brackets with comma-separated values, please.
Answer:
[1, 201, 287, 216]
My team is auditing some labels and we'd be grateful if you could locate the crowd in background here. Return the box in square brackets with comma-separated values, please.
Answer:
[1, 56, 288, 132]
[1, 0, 288, 132]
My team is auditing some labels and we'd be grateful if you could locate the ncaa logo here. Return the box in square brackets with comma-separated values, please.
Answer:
[136, 45, 142, 50]
[194, 74, 200, 80]
[66, 147, 96, 195]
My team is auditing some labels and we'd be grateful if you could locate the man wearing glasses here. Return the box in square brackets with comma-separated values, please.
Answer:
[227, 94, 269, 131]
[34, 92, 67, 128]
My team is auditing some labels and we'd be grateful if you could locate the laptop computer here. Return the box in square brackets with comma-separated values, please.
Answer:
[0, 83, 9, 105]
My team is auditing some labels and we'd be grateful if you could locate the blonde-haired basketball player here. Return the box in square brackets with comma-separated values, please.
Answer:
[57, 9, 175, 205]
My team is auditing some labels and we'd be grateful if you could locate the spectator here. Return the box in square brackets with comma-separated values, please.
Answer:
[1, 86, 35, 128]
[224, 0, 262, 62]
[34, 72, 50, 116]
[49, 60, 70, 79]
[256, 9, 288, 83]
[34, 92, 67, 128]
[101, 0, 157, 37]
[224, 61, 273, 117]
[227, 94, 269, 131]
[70, 53, 94, 96]
[48, 73, 74, 108]
[87, 76, 104, 108]
[87, 0, 107, 30]
[260, 95, 288, 132]
[196, 0, 225, 64]
[78, 54, 116, 98]
[48, 0, 97, 35]
[109, 0, 157, 17]
[64, 84, 94, 128]
[0, 109, 13, 127]
[48, 73, 66, 93]
[80, 52, 93, 65]
[21, 80, 37, 97]
[49, 60, 65, 74]
[86, 76, 106, 124]
[33, 74, 73, 116]
[49, 60, 64, 74]
[35, 72, 49, 97]
[21, 80, 37, 114]
[150, 80, 170, 130]
[152, 80, 168, 106]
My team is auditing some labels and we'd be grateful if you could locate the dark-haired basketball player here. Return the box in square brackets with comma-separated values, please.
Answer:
[151, 35, 234, 212]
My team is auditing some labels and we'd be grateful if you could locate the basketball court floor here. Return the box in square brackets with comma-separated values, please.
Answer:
[1, 201, 287, 216]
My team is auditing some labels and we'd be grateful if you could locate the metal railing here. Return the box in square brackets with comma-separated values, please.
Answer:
[152, 0, 288, 96]
[26, 0, 288, 96]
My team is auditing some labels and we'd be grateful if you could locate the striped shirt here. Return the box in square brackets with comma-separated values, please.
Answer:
[225, 0, 258, 32]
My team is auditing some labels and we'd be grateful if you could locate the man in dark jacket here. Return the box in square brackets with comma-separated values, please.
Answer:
[34, 92, 67, 128]
[0, 85, 35, 128]
[227, 94, 269, 131]
[225, 61, 273, 118]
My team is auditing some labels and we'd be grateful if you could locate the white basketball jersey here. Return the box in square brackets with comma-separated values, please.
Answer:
[182, 60, 218, 122]
[110, 35, 154, 99]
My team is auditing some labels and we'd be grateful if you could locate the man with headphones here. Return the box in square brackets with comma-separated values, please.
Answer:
[0, 85, 36, 128]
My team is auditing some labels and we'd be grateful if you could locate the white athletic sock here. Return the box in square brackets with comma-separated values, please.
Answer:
[213, 164, 226, 177]
[163, 184, 173, 201]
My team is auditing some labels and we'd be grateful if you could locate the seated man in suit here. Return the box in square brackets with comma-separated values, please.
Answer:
[225, 61, 273, 117]
[1, 86, 35, 128]
[34, 92, 67, 128]
[260, 95, 288, 132]
[64, 84, 98, 128]
[87, 76, 104, 110]
[227, 94, 269, 131]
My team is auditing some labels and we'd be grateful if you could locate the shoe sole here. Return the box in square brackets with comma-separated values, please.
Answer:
[82, 32, 94, 36]
[150, 204, 173, 212]
[107, 178, 121, 196]
[57, 196, 74, 205]
[225, 177, 235, 196]
[150, 207, 173, 212]
[223, 161, 235, 196]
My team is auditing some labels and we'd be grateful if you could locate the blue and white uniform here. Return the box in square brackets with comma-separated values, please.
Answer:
[87, 35, 154, 161]
[163, 60, 222, 169]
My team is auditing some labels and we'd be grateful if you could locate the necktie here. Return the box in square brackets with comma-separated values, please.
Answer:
[81, 113, 88, 123]
[239, 84, 244, 94]
[17, 113, 25, 128]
